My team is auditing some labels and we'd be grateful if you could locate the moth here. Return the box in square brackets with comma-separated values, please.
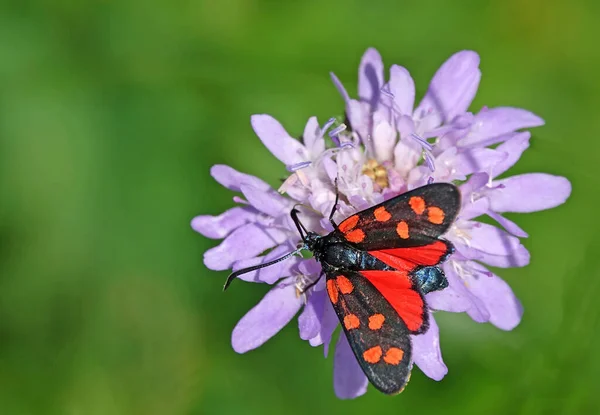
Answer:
[225, 183, 460, 394]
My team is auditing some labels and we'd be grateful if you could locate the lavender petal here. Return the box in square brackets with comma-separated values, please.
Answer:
[388, 64, 416, 115]
[240, 184, 291, 218]
[191, 206, 257, 239]
[203, 223, 289, 270]
[302, 116, 323, 152]
[211, 164, 270, 192]
[358, 47, 384, 107]
[309, 300, 339, 356]
[490, 132, 530, 177]
[487, 173, 572, 213]
[467, 262, 524, 330]
[333, 333, 368, 399]
[468, 222, 526, 257]
[414, 51, 481, 127]
[487, 210, 529, 238]
[298, 288, 326, 340]
[458, 107, 543, 147]
[231, 280, 303, 353]
[452, 147, 507, 177]
[251, 114, 309, 165]
[428, 264, 490, 322]
[412, 314, 448, 381]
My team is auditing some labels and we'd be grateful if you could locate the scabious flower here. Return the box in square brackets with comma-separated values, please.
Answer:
[192, 48, 571, 399]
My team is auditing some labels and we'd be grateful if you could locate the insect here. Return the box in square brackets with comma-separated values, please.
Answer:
[225, 183, 461, 395]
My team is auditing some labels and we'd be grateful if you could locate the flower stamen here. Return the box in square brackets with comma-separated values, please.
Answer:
[409, 133, 436, 172]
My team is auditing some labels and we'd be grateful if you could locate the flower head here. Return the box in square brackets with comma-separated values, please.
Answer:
[192, 49, 571, 398]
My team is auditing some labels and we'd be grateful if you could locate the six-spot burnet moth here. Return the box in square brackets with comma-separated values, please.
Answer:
[225, 182, 461, 395]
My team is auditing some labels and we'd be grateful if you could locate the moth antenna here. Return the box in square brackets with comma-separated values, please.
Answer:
[328, 177, 340, 229]
[223, 248, 303, 291]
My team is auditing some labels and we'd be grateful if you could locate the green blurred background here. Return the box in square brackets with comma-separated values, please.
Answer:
[1, 0, 598, 414]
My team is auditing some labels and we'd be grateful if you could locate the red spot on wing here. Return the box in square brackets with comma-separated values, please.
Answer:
[384, 347, 404, 365]
[345, 228, 365, 243]
[368, 314, 385, 330]
[363, 346, 383, 364]
[339, 215, 359, 233]
[369, 240, 450, 270]
[409, 196, 426, 215]
[360, 270, 425, 332]
[396, 221, 409, 239]
[344, 314, 360, 330]
[427, 206, 445, 224]
[374, 206, 392, 222]
[336, 275, 354, 294]
[326, 279, 338, 304]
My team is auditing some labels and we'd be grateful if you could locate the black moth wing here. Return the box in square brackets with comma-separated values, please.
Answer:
[336, 183, 460, 250]
[326, 269, 413, 395]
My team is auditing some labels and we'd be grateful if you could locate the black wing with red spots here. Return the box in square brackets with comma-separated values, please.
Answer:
[336, 183, 460, 250]
[325, 268, 422, 395]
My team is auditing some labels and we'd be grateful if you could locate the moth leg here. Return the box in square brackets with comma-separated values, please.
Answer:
[295, 272, 324, 300]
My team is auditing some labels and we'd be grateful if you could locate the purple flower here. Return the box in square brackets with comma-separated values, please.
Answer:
[192, 49, 571, 399]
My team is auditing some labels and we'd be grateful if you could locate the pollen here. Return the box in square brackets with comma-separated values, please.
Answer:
[374, 206, 392, 222]
[345, 228, 365, 243]
[396, 221, 409, 239]
[343, 314, 360, 330]
[384, 347, 404, 365]
[409, 196, 426, 215]
[363, 346, 383, 364]
[336, 275, 354, 294]
[428, 206, 445, 224]
[326, 279, 338, 304]
[362, 159, 389, 188]
[368, 314, 385, 330]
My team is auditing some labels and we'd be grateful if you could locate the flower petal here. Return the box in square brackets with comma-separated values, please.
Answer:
[460, 197, 489, 220]
[487, 210, 529, 238]
[347, 100, 372, 146]
[309, 300, 339, 356]
[191, 207, 257, 239]
[231, 280, 303, 353]
[394, 134, 421, 178]
[412, 314, 447, 381]
[489, 132, 530, 177]
[428, 264, 490, 322]
[467, 262, 524, 330]
[203, 223, 289, 270]
[487, 173, 572, 213]
[459, 107, 543, 147]
[456, 243, 530, 268]
[251, 114, 309, 165]
[211, 164, 270, 192]
[452, 147, 508, 177]
[298, 288, 326, 340]
[333, 333, 368, 399]
[302, 116, 320, 149]
[468, 222, 525, 257]
[372, 109, 396, 162]
[414, 51, 481, 127]
[459, 172, 489, 203]
[240, 184, 291, 218]
[388, 65, 415, 115]
[303, 116, 326, 156]
[231, 242, 299, 284]
[358, 48, 384, 107]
